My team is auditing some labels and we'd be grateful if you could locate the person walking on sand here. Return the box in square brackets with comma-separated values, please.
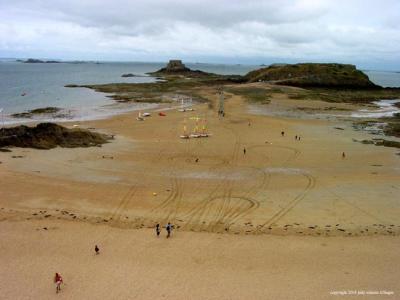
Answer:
[54, 273, 63, 294]
[156, 223, 161, 237]
[243, 147, 246, 155]
[281, 131, 285, 137]
[342, 152, 346, 159]
[95, 245, 100, 255]
[165, 222, 173, 238]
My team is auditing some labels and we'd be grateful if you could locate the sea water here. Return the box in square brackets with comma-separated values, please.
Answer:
[0, 61, 399, 124]
[0, 61, 259, 124]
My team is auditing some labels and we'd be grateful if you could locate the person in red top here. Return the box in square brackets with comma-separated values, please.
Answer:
[54, 273, 63, 293]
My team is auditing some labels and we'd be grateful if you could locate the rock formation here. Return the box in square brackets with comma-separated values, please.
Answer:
[245, 63, 380, 89]
[150, 60, 210, 77]
[0, 123, 111, 149]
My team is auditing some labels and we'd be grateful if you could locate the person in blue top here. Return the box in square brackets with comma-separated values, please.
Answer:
[165, 222, 174, 238]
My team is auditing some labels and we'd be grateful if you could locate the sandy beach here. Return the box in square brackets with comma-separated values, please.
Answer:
[1, 86, 399, 299]
[1, 220, 398, 299]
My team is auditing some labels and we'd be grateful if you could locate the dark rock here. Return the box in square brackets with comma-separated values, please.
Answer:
[23, 58, 60, 63]
[0, 123, 111, 149]
[162, 60, 190, 72]
[360, 139, 400, 149]
[121, 73, 137, 77]
[11, 107, 61, 119]
[24, 58, 44, 63]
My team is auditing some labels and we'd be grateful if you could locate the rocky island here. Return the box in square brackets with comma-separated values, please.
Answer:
[245, 63, 379, 88]
[148, 59, 211, 77]
[11, 107, 62, 118]
[21, 58, 61, 63]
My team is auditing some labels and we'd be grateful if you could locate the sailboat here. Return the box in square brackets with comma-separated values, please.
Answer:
[200, 118, 209, 137]
[178, 98, 186, 112]
[190, 117, 201, 138]
[136, 111, 144, 121]
[180, 118, 190, 139]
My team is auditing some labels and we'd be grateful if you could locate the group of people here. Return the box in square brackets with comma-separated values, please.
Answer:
[156, 222, 174, 238]
[53, 223, 174, 294]
[280, 130, 303, 141]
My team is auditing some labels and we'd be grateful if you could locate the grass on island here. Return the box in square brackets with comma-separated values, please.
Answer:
[225, 86, 284, 104]
[287, 88, 400, 103]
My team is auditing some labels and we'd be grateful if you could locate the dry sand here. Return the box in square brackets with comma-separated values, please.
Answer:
[0, 86, 399, 298]
[0, 220, 398, 300]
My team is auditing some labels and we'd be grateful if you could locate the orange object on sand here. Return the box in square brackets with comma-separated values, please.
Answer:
[159, 112, 166, 116]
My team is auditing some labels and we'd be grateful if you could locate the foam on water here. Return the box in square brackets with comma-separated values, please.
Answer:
[351, 99, 400, 118]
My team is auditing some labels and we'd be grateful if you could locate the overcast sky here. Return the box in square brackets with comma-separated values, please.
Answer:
[0, 0, 399, 70]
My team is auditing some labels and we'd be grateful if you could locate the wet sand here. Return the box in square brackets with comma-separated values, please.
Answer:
[0, 85, 399, 298]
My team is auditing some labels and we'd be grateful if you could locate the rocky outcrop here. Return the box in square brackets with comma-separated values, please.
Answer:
[162, 60, 191, 72]
[245, 63, 380, 89]
[150, 60, 210, 77]
[24, 58, 44, 63]
[23, 58, 60, 63]
[11, 107, 61, 118]
[121, 73, 136, 77]
[0, 123, 111, 149]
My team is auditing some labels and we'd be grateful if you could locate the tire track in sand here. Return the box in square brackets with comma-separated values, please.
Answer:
[257, 171, 316, 231]
[183, 119, 264, 232]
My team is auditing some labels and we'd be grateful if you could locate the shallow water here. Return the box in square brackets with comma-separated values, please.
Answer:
[0, 61, 260, 124]
[351, 99, 400, 118]
[249, 99, 400, 122]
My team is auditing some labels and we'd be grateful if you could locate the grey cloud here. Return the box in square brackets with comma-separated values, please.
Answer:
[0, 0, 399, 69]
